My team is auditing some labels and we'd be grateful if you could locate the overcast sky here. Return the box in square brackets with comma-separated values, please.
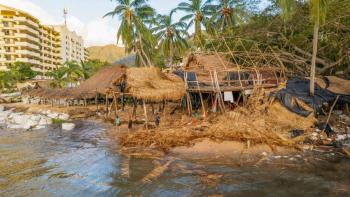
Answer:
[0, 0, 269, 47]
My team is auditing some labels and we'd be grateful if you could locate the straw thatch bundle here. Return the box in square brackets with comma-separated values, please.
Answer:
[184, 53, 237, 71]
[126, 67, 185, 102]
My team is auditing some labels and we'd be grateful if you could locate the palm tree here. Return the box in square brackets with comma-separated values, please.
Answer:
[309, 0, 327, 96]
[152, 12, 189, 66]
[174, 0, 215, 47]
[80, 60, 93, 80]
[105, 0, 155, 66]
[47, 67, 67, 88]
[278, 0, 328, 95]
[62, 61, 83, 86]
[209, 0, 248, 33]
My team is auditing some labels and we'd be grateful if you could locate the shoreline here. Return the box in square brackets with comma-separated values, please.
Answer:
[1, 102, 350, 161]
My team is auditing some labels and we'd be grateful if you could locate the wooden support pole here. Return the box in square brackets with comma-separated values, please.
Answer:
[95, 94, 98, 112]
[105, 93, 109, 117]
[186, 92, 192, 115]
[199, 93, 206, 117]
[143, 100, 148, 131]
[132, 98, 137, 120]
[113, 93, 118, 116]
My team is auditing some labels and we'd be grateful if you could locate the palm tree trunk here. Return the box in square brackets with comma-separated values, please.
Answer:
[169, 41, 173, 67]
[195, 20, 202, 47]
[139, 36, 152, 67]
[310, 22, 319, 96]
[136, 48, 147, 67]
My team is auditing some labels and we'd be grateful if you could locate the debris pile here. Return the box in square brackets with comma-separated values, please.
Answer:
[119, 99, 316, 152]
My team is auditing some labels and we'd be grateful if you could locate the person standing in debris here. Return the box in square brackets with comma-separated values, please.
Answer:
[192, 110, 200, 125]
[128, 115, 133, 132]
[115, 115, 121, 132]
[155, 113, 161, 127]
[194, 110, 200, 119]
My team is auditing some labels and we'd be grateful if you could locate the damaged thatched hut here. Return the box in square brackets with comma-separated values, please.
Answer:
[25, 66, 126, 105]
[176, 53, 287, 115]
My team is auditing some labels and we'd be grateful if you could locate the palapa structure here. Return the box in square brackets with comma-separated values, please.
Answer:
[25, 66, 126, 105]
[179, 38, 287, 115]
[25, 66, 185, 127]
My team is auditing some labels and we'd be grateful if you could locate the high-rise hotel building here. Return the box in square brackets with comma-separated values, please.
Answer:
[0, 4, 87, 73]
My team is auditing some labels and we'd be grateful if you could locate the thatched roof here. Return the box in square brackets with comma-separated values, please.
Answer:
[25, 66, 126, 99]
[72, 65, 126, 98]
[184, 53, 237, 71]
[126, 67, 185, 102]
[183, 53, 238, 81]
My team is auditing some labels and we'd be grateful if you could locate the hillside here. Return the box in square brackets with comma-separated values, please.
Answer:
[86, 44, 126, 63]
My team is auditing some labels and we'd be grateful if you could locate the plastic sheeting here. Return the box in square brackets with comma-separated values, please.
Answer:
[274, 77, 350, 117]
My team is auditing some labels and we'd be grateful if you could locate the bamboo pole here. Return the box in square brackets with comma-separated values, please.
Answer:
[199, 93, 206, 117]
[143, 100, 148, 131]
[323, 96, 340, 133]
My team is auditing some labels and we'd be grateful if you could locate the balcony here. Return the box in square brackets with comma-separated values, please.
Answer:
[15, 58, 41, 65]
[14, 16, 39, 28]
[16, 50, 41, 58]
[15, 25, 39, 35]
[15, 42, 40, 50]
[15, 33, 40, 43]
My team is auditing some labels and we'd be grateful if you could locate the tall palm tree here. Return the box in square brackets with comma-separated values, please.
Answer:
[309, 0, 327, 96]
[152, 12, 189, 66]
[278, 0, 328, 95]
[105, 0, 155, 66]
[174, 0, 215, 47]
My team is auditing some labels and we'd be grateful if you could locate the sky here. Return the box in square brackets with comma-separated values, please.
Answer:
[0, 0, 268, 47]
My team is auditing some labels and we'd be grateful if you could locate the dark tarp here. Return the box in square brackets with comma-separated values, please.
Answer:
[274, 77, 350, 117]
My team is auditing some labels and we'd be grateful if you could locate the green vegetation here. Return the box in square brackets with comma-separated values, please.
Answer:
[0, 62, 37, 93]
[47, 60, 110, 88]
[51, 118, 70, 124]
[0, 59, 111, 93]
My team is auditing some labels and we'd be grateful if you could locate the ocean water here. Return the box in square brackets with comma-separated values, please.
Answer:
[0, 121, 349, 196]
